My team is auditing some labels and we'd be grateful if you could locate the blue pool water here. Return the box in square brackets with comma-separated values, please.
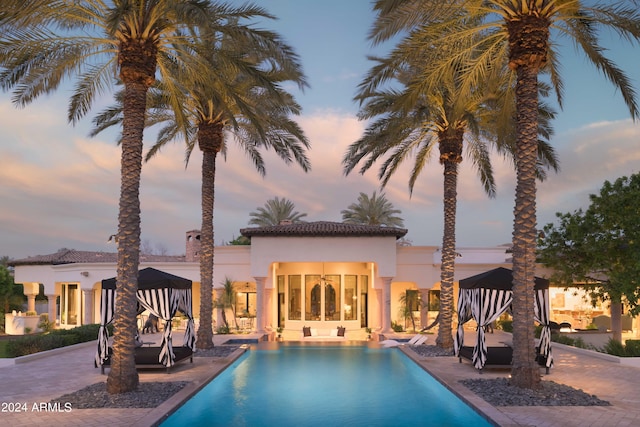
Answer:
[161, 343, 493, 427]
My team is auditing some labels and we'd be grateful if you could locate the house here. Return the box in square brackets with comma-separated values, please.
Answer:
[11, 221, 631, 336]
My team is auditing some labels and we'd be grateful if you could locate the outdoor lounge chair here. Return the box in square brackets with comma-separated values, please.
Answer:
[381, 334, 428, 348]
[459, 345, 551, 374]
[458, 345, 513, 371]
[98, 345, 193, 374]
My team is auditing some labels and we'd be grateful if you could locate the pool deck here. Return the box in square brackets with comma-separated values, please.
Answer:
[1, 330, 640, 426]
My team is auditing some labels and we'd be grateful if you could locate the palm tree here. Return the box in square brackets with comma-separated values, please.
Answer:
[341, 191, 405, 227]
[0, 0, 240, 393]
[345, 49, 557, 351]
[92, 10, 310, 350]
[369, 0, 640, 388]
[249, 197, 308, 226]
[216, 277, 237, 331]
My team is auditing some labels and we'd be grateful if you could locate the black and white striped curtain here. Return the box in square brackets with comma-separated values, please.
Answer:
[535, 288, 553, 368]
[470, 289, 513, 370]
[454, 289, 473, 356]
[95, 288, 116, 367]
[176, 289, 196, 351]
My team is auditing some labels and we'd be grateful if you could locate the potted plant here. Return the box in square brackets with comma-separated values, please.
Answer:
[276, 326, 283, 341]
[365, 327, 372, 340]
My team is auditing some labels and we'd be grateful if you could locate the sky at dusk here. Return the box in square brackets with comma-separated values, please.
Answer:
[1, 1, 640, 259]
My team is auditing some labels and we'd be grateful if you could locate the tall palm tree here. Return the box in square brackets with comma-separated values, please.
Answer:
[341, 191, 405, 228]
[0, 0, 240, 393]
[369, 0, 640, 388]
[92, 10, 310, 350]
[249, 197, 308, 226]
[345, 48, 557, 351]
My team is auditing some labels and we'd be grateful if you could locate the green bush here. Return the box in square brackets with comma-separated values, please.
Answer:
[625, 340, 640, 357]
[497, 319, 512, 333]
[216, 325, 230, 334]
[38, 314, 53, 333]
[4, 323, 108, 357]
[551, 334, 589, 349]
[534, 324, 543, 338]
[602, 338, 626, 357]
[391, 321, 404, 332]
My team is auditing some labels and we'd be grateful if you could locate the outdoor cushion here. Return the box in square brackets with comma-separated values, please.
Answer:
[99, 346, 193, 374]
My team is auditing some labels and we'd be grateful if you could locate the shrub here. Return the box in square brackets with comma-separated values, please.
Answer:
[551, 334, 590, 349]
[38, 314, 53, 333]
[534, 324, 543, 338]
[625, 340, 640, 357]
[391, 321, 404, 332]
[585, 323, 598, 330]
[216, 325, 230, 334]
[498, 320, 512, 333]
[4, 323, 108, 357]
[602, 338, 626, 357]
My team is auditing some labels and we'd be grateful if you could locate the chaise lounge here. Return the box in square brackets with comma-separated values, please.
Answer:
[459, 345, 551, 374]
[99, 345, 193, 374]
[458, 345, 513, 370]
[381, 334, 428, 348]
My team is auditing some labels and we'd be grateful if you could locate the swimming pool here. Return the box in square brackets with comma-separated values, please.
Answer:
[161, 343, 493, 427]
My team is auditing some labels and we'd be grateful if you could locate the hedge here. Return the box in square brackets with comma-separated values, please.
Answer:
[4, 324, 112, 358]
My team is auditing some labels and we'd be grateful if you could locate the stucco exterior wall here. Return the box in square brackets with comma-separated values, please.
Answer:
[249, 235, 399, 280]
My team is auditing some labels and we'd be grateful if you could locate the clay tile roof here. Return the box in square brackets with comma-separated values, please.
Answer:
[10, 249, 184, 266]
[240, 221, 407, 239]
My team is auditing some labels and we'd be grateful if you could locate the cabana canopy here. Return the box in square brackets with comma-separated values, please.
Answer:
[95, 267, 196, 368]
[459, 266, 549, 291]
[454, 267, 552, 370]
[101, 267, 192, 290]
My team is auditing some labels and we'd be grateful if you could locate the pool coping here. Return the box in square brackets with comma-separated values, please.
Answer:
[139, 346, 248, 427]
[399, 347, 511, 427]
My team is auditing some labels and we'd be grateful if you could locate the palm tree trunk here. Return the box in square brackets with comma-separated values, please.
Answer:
[196, 123, 223, 349]
[106, 79, 147, 394]
[510, 64, 542, 389]
[437, 159, 458, 351]
[197, 148, 216, 349]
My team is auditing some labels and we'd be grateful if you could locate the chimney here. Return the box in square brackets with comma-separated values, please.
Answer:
[279, 219, 292, 225]
[185, 230, 201, 262]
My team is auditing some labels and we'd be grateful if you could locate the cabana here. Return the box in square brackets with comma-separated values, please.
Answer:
[454, 267, 552, 372]
[95, 267, 196, 371]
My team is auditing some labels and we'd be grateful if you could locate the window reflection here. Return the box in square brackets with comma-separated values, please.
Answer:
[344, 275, 357, 320]
[289, 275, 301, 320]
[324, 275, 340, 320]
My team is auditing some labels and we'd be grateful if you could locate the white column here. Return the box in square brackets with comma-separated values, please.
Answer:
[381, 277, 393, 333]
[23, 282, 39, 313]
[264, 287, 273, 330]
[82, 289, 93, 325]
[46, 294, 57, 327]
[254, 277, 267, 333]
